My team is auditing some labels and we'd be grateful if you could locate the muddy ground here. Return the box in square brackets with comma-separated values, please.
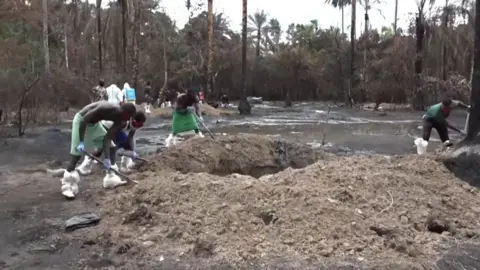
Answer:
[1, 102, 479, 269]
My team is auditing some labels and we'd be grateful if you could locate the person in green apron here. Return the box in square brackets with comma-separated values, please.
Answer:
[166, 89, 204, 146]
[60, 101, 136, 199]
[422, 99, 470, 147]
[79, 111, 146, 174]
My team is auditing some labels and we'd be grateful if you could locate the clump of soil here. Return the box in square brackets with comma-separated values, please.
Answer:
[438, 143, 480, 187]
[150, 103, 235, 119]
[92, 153, 480, 266]
[141, 134, 328, 177]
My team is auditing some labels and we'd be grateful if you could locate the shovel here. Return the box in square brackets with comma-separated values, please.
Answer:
[194, 114, 216, 140]
[83, 151, 138, 184]
[464, 112, 470, 135]
[117, 150, 150, 163]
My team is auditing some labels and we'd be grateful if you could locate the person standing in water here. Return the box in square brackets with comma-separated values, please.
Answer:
[421, 98, 470, 147]
[60, 101, 136, 199]
[165, 90, 204, 146]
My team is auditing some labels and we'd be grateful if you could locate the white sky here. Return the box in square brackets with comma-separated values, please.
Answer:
[158, 0, 455, 37]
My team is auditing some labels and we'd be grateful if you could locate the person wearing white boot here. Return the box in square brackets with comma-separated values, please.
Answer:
[144, 81, 153, 114]
[62, 101, 137, 200]
[100, 111, 146, 173]
[417, 98, 469, 154]
[166, 89, 204, 147]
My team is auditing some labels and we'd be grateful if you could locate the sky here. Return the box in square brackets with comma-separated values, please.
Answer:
[158, 0, 452, 37]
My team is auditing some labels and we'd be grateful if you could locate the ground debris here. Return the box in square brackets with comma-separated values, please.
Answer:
[91, 136, 480, 266]
[65, 212, 100, 232]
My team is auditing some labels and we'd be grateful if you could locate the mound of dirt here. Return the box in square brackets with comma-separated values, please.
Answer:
[90, 153, 480, 267]
[439, 143, 480, 187]
[141, 134, 328, 177]
[150, 103, 235, 119]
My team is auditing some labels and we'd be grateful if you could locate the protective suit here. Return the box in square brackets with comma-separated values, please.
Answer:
[123, 83, 136, 104]
[106, 84, 123, 105]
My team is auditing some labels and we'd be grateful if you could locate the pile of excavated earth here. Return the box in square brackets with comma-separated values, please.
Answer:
[88, 134, 480, 268]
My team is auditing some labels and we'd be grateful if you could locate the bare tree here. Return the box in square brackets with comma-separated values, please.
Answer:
[96, 0, 103, 72]
[42, 0, 50, 74]
[207, 0, 214, 100]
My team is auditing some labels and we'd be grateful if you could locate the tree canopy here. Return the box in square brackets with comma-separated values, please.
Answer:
[0, 0, 476, 117]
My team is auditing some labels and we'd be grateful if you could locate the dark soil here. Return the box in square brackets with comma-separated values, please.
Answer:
[1, 113, 480, 270]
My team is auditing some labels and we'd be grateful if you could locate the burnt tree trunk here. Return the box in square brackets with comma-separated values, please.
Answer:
[413, 15, 426, 110]
[96, 0, 103, 73]
[206, 0, 214, 101]
[131, 1, 140, 99]
[441, 2, 449, 81]
[347, 0, 356, 107]
[121, 0, 127, 73]
[465, 0, 480, 141]
[238, 0, 251, 114]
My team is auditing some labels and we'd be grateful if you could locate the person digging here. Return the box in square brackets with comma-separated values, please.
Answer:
[60, 101, 136, 200]
[165, 89, 204, 147]
[420, 99, 469, 149]
[77, 111, 146, 174]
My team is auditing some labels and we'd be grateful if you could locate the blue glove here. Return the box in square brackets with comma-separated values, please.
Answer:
[103, 159, 111, 170]
[197, 116, 204, 123]
[132, 151, 138, 160]
[76, 142, 85, 153]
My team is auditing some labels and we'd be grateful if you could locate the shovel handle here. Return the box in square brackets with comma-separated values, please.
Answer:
[193, 114, 215, 140]
[136, 156, 149, 162]
[118, 153, 149, 163]
[83, 151, 138, 184]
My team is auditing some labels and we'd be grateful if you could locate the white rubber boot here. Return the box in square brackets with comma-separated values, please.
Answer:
[126, 157, 135, 169]
[76, 156, 93, 175]
[196, 131, 204, 138]
[120, 156, 131, 173]
[61, 170, 80, 199]
[165, 133, 176, 147]
[103, 164, 127, 189]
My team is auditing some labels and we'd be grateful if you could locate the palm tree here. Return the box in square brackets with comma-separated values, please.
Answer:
[238, 0, 251, 114]
[326, 0, 353, 105]
[248, 10, 267, 58]
[412, 0, 433, 110]
[207, 0, 213, 100]
[325, 0, 351, 35]
[266, 18, 281, 52]
[347, 0, 356, 106]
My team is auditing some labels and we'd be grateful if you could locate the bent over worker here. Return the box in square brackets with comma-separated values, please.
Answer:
[422, 98, 470, 147]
